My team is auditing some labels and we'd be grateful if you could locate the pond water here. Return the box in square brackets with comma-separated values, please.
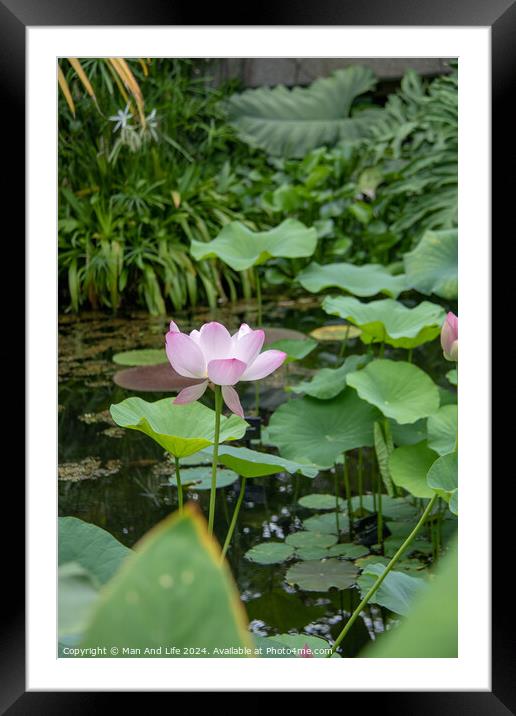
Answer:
[58, 295, 452, 656]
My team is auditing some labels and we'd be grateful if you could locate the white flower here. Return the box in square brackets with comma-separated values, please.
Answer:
[108, 105, 132, 133]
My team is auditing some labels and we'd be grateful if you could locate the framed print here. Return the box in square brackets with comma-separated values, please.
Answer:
[1, 0, 504, 708]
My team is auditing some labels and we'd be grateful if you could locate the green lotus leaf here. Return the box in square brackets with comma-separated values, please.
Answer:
[427, 405, 458, 456]
[449, 489, 458, 515]
[289, 354, 369, 400]
[446, 368, 458, 386]
[296, 546, 330, 561]
[267, 388, 380, 468]
[110, 397, 248, 458]
[298, 493, 345, 510]
[403, 228, 458, 299]
[190, 219, 317, 272]
[168, 467, 238, 491]
[326, 543, 369, 559]
[285, 531, 337, 549]
[389, 418, 427, 446]
[427, 452, 458, 510]
[358, 563, 427, 615]
[225, 66, 380, 158]
[347, 359, 440, 424]
[322, 296, 445, 348]
[59, 563, 100, 638]
[310, 324, 362, 342]
[389, 442, 439, 498]
[297, 261, 406, 298]
[350, 495, 418, 521]
[267, 337, 317, 363]
[286, 558, 358, 592]
[59, 516, 131, 585]
[303, 512, 350, 535]
[112, 349, 167, 366]
[200, 444, 319, 478]
[81, 506, 254, 656]
[244, 542, 295, 565]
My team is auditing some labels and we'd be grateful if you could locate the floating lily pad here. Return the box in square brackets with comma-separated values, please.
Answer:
[297, 261, 406, 298]
[427, 405, 458, 456]
[326, 543, 369, 559]
[389, 442, 438, 498]
[59, 517, 131, 585]
[403, 228, 458, 299]
[350, 495, 418, 521]
[285, 531, 337, 549]
[190, 219, 317, 271]
[427, 452, 458, 511]
[112, 349, 167, 366]
[310, 324, 362, 342]
[244, 542, 295, 565]
[303, 512, 350, 535]
[113, 364, 203, 393]
[347, 360, 440, 424]
[201, 444, 319, 478]
[267, 337, 317, 363]
[286, 558, 358, 592]
[289, 354, 369, 400]
[267, 388, 380, 468]
[296, 546, 330, 560]
[322, 296, 445, 348]
[168, 467, 238, 491]
[298, 494, 345, 510]
[110, 397, 248, 458]
[358, 563, 427, 615]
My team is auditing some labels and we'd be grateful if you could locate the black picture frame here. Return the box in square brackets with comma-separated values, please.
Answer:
[3, 0, 502, 710]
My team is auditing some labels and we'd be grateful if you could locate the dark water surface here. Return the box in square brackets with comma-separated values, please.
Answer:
[58, 296, 451, 656]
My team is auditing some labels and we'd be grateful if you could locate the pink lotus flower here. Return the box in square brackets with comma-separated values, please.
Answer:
[165, 321, 287, 418]
[441, 312, 458, 362]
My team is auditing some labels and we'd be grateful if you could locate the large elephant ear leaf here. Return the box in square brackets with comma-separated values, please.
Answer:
[225, 66, 381, 157]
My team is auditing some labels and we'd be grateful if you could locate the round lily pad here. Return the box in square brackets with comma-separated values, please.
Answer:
[346, 359, 440, 424]
[286, 558, 358, 592]
[389, 442, 438, 498]
[244, 542, 295, 565]
[298, 494, 345, 510]
[296, 546, 330, 561]
[327, 543, 369, 559]
[303, 513, 350, 535]
[112, 349, 167, 366]
[310, 324, 362, 342]
[285, 532, 337, 549]
[169, 467, 238, 491]
[113, 364, 202, 393]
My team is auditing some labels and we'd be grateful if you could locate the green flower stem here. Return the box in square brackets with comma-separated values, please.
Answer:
[221, 476, 247, 561]
[358, 448, 364, 512]
[377, 484, 383, 550]
[255, 269, 262, 327]
[339, 326, 350, 359]
[343, 454, 353, 536]
[334, 470, 341, 534]
[174, 456, 183, 515]
[328, 493, 438, 656]
[407, 348, 413, 363]
[208, 385, 222, 536]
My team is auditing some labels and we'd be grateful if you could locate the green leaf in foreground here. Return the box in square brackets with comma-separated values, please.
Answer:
[244, 542, 295, 565]
[190, 219, 317, 272]
[322, 296, 445, 348]
[347, 359, 440, 424]
[426, 405, 458, 456]
[403, 228, 458, 300]
[200, 444, 319, 478]
[267, 388, 380, 468]
[81, 505, 254, 656]
[59, 563, 99, 638]
[389, 442, 438, 498]
[112, 349, 167, 366]
[59, 516, 132, 585]
[358, 563, 427, 615]
[297, 261, 406, 298]
[286, 558, 358, 592]
[289, 354, 368, 400]
[110, 397, 248, 458]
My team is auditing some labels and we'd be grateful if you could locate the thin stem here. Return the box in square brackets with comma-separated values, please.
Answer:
[339, 326, 350, 359]
[255, 269, 262, 327]
[174, 456, 183, 515]
[334, 470, 341, 535]
[343, 454, 353, 537]
[328, 494, 438, 656]
[221, 476, 247, 561]
[208, 385, 222, 536]
[407, 348, 413, 363]
[358, 448, 364, 513]
[377, 488, 383, 551]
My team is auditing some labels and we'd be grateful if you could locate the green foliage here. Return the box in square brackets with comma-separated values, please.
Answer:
[404, 228, 458, 299]
[289, 355, 369, 400]
[389, 442, 439, 498]
[244, 542, 295, 565]
[357, 563, 427, 615]
[286, 558, 358, 592]
[297, 261, 406, 298]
